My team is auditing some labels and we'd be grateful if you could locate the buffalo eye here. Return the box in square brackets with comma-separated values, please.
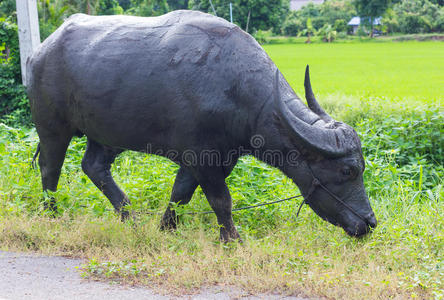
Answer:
[341, 167, 352, 176]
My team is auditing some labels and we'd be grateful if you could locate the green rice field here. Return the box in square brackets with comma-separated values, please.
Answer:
[265, 41, 444, 102]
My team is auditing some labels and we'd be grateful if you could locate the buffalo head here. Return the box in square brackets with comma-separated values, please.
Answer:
[274, 66, 377, 237]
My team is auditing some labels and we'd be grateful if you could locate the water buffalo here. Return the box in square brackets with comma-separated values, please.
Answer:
[27, 10, 377, 241]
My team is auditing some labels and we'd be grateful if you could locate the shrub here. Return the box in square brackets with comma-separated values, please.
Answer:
[253, 29, 273, 44]
[317, 24, 337, 42]
[0, 17, 31, 127]
[357, 107, 443, 193]
[333, 19, 347, 32]
[281, 0, 355, 37]
[281, 12, 303, 36]
[189, 0, 289, 34]
[390, 0, 442, 34]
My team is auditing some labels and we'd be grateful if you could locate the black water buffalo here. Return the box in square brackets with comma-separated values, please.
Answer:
[27, 10, 376, 241]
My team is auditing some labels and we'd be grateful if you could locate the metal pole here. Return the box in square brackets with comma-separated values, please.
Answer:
[16, 0, 41, 86]
[208, 0, 217, 16]
[245, 10, 251, 33]
[229, 3, 233, 23]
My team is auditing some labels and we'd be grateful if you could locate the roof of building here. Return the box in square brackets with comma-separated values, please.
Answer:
[290, 0, 324, 11]
[348, 16, 382, 26]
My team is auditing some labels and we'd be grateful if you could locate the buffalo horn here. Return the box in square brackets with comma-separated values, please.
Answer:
[304, 65, 333, 122]
[274, 69, 351, 157]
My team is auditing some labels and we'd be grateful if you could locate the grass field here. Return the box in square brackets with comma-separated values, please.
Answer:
[0, 40, 443, 299]
[265, 41, 444, 103]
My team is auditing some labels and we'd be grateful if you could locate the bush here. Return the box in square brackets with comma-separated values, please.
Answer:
[389, 0, 443, 34]
[252, 29, 273, 44]
[189, 0, 289, 34]
[357, 107, 443, 193]
[281, 12, 303, 36]
[317, 24, 337, 42]
[281, 0, 355, 39]
[0, 17, 31, 127]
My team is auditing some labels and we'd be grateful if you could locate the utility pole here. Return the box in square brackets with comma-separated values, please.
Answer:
[209, 0, 217, 16]
[16, 0, 41, 86]
[245, 10, 251, 33]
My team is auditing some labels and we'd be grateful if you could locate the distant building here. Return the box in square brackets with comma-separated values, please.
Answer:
[348, 17, 382, 34]
[290, 0, 324, 11]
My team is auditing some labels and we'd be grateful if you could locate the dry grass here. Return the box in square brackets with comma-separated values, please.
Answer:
[1, 210, 441, 299]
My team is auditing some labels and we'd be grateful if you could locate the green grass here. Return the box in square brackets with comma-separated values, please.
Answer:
[0, 41, 443, 299]
[265, 41, 444, 103]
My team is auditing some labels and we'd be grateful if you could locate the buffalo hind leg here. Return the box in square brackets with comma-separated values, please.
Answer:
[81, 139, 130, 220]
[38, 134, 72, 213]
[196, 168, 241, 242]
[161, 167, 198, 230]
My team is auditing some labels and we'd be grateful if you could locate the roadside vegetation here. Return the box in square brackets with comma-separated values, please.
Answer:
[0, 40, 442, 299]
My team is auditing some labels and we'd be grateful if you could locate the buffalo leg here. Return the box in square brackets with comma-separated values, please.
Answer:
[81, 139, 130, 220]
[161, 167, 198, 230]
[195, 168, 240, 242]
[38, 135, 72, 212]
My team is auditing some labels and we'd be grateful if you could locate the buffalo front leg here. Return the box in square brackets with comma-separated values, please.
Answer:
[196, 168, 241, 242]
[161, 167, 198, 230]
[38, 134, 72, 213]
[81, 139, 130, 220]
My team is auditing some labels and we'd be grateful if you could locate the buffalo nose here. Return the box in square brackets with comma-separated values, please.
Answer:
[366, 213, 377, 229]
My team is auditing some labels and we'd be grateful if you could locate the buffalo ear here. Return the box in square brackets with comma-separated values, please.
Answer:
[304, 65, 333, 123]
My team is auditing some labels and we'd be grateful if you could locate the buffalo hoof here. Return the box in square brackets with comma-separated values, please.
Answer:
[220, 227, 242, 243]
[160, 213, 177, 231]
[119, 209, 138, 227]
[43, 197, 58, 217]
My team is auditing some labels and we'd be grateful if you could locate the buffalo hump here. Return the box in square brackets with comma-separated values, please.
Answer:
[27, 10, 273, 152]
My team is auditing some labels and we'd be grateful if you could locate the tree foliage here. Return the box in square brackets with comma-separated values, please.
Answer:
[282, 0, 356, 36]
[354, 0, 391, 36]
[383, 0, 444, 33]
[0, 17, 30, 126]
[126, 0, 169, 16]
[188, 0, 289, 33]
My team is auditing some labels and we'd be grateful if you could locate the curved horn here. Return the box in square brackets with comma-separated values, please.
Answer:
[304, 65, 333, 122]
[274, 69, 351, 157]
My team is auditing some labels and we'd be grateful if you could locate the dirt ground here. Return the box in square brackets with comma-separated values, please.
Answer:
[0, 251, 309, 300]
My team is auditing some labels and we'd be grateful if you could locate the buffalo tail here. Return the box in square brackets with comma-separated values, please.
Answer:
[32, 142, 40, 169]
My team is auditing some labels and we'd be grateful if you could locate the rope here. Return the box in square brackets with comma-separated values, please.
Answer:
[184, 194, 303, 215]
[75, 194, 304, 215]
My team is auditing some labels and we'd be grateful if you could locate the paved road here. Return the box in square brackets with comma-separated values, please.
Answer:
[0, 251, 307, 300]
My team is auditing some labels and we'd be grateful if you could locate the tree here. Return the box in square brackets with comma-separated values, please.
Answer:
[0, 0, 16, 18]
[127, 0, 169, 16]
[97, 0, 124, 15]
[354, 0, 391, 37]
[298, 17, 314, 43]
[189, 0, 289, 34]
[38, 0, 70, 39]
[167, 0, 189, 10]
[317, 23, 337, 42]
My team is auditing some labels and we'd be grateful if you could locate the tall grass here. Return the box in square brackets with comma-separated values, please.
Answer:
[0, 100, 442, 299]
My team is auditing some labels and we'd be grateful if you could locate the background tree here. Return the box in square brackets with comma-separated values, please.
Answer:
[354, 0, 391, 37]
[0, 0, 16, 18]
[38, 0, 70, 39]
[97, 0, 124, 15]
[167, 0, 189, 10]
[189, 0, 289, 33]
[127, 0, 169, 16]
[299, 17, 314, 42]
